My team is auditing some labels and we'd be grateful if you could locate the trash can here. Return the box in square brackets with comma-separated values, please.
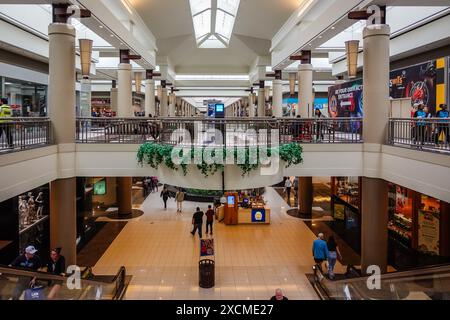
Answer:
[199, 259, 215, 288]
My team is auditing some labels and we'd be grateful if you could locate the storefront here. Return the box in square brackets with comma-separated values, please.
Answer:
[388, 183, 450, 269]
[0, 184, 50, 265]
[330, 177, 362, 255]
[0, 76, 47, 116]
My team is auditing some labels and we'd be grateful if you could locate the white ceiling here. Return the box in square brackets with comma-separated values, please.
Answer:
[128, 0, 302, 74]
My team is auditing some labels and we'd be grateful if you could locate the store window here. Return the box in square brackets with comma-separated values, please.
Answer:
[334, 177, 360, 209]
[418, 195, 441, 256]
[388, 184, 414, 246]
[1, 77, 47, 117]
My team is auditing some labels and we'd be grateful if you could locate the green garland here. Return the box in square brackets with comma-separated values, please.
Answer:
[137, 142, 303, 178]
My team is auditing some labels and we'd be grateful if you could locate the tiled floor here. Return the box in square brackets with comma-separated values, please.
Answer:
[93, 187, 345, 300]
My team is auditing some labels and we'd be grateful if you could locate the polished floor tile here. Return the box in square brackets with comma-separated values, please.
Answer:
[94, 187, 345, 300]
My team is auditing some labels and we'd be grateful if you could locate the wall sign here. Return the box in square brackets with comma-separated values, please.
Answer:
[251, 209, 266, 223]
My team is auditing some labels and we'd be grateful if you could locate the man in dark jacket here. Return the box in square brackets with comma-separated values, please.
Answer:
[9, 245, 42, 300]
[191, 207, 204, 238]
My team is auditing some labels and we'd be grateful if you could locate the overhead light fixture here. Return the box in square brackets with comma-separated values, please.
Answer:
[99, 25, 104, 29]
[345, 40, 359, 78]
[121, 0, 133, 15]
[331, 26, 335, 30]
[79, 39, 93, 78]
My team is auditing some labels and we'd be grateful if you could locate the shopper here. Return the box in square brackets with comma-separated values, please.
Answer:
[175, 188, 185, 213]
[205, 205, 215, 236]
[9, 245, 42, 300]
[413, 104, 427, 148]
[160, 187, 170, 210]
[47, 248, 66, 275]
[312, 233, 329, 273]
[270, 288, 288, 301]
[293, 177, 299, 205]
[284, 177, 292, 206]
[191, 207, 204, 238]
[0, 97, 13, 149]
[327, 236, 342, 280]
[314, 108, 325, 142]
[435, 104, 449, 146]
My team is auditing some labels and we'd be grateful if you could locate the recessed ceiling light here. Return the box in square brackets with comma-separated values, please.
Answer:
[99, 25, 104, 29]
[110, 34, 115, 37]
[331, 26, 335, 30]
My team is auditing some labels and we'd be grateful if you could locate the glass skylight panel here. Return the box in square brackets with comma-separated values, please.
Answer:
[217, 0, 240, 16]
[215, 10, 234, 41]
[189, 0, 211, 16]
[199, 35, 227, 48]
[193, 9, 211, 41]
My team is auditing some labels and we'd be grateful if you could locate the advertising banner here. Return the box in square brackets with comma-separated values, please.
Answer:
[282, 96, 329, 117]
[389, 61, 437, 114]
[328, 79, 363, 119]
[418, 210, 440, 256]
[200, 239, 215, 257]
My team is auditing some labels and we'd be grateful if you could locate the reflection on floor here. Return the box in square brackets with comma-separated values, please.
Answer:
[93, 187, 346, 300]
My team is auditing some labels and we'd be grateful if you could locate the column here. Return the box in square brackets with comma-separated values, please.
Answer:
[117, 177, 132, 216]
[168, 93, 176, 117]
[160, 87, 168, 117]
[48, 22, 77, 266]
[118, 63, 132, 117]
[272, 79, 283, 118]
[79, 78, 91, 118]
[298, 64, 313, 118]
[361, 24, 391, 274]
[110, 80, 118, 114]
[144, 79, 155, 117]
[258, 84, 265, 117]
[248, 93, 255, 117]
[298, 177, 313, 218]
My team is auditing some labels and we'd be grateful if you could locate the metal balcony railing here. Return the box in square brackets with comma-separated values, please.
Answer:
[76, 117, 363, 146]
[388, 118, 450, 154]
[0, 118, 52, 153]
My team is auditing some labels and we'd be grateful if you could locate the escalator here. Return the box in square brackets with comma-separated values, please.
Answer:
[0, 265, 130, 300]
[313, 264, 450, 300]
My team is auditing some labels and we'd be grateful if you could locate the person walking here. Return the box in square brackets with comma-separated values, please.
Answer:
[191, 207, 204, 238]
[175, 188, 185, 213]
[284, 177, 292, 206]
[312, 233, 329, 273]
[9, 245, 42, 300]
[327, 236, 342, 280]
[205, 205, 215, 236]
[0, 98, 13, 149]
[435, 104, 449, 147]
[160, 187, 170, 210]
[314, 108, 325, 142]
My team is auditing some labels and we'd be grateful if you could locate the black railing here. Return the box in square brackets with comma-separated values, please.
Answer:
[0, 118, 52, 153]
[76, 117, 363, 146]
[388, 118, 450, 154]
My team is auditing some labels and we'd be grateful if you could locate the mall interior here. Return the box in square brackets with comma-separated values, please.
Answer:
[0, 0, 450, 301]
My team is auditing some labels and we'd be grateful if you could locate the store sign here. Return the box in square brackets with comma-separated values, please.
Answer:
[328, 79, 363, 119]
[418, 210, 440, 256]
[389, 61, 437, 114]
[200, 239, 214, 257]
[251, 209, 266, 223]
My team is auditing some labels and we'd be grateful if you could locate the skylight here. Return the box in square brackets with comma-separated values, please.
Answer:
[189, 0, 240, 48]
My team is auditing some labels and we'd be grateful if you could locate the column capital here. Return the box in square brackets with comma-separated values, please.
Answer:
[363, 24, 391, 38]
[48, 23, 76, 37]
[298, 64, 313, 72]
[118, 63, 132, 71]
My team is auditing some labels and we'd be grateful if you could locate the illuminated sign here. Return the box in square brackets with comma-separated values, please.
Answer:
[251, 209, 266, 223]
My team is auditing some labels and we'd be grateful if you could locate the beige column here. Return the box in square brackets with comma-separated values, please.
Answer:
[248, 94, 255, 117]
[298, 64, 313, 118]
[144, 79, 155, 117]
[48, 23, 76, 144]
[48, 23, 77, 266]
[117, 177, 133, 216]
[360, 24, 391, 275]
[258, 87, 265, 117]
[298, 177, 313, 217]
[118, 63, 132, 117]
[110, 87, 118, 114]
[160, 87, 168, 117]
[50, 178, 77, 266]
[272, 79, 283, 118]
[168, 93, 176, 117]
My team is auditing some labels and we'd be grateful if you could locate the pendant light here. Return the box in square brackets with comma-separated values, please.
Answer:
[345, 40, 360, 79]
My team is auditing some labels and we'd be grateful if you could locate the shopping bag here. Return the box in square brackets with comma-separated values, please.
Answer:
[24, 286, 46, 300]
[439, 130, 445, 143]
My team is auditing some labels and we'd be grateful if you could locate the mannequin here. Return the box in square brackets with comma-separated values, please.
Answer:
[36, 192, 44, 219]
[27, 192, 36, 222]
[19, 195, 28, 227]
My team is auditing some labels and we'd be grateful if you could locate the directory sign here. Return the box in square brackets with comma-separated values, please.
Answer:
[215, 103, 225, 118]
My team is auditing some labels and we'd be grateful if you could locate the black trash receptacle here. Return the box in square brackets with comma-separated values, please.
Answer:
[199, 259, 215, 288]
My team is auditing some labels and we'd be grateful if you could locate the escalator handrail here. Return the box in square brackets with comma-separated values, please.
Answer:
[0, 264, 125, 288]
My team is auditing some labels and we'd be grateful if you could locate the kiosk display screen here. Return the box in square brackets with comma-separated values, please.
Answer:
[227, 196, 235, 206]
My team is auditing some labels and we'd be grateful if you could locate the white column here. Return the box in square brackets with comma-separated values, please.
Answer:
[144, 79, 155, 117]
[272, 79, 283, 118]
[160, 87, 168, 117]
[258, 87, 265, 117]
[298, 64, 313, 118]
[168, 93, 176, 117]
[248, 94, 255, 117]
[118, 63, 132, 117]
